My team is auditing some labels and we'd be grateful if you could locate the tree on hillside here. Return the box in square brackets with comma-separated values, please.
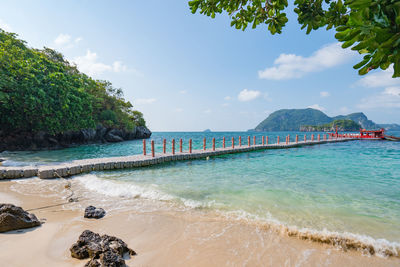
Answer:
[0, 29, 146, 135]
[188, 0, 400, 77]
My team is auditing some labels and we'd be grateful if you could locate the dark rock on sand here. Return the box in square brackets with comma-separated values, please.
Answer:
[0, 204, 41, 233]
[70, 230, 136, 266]
[84, 206, 106, 219]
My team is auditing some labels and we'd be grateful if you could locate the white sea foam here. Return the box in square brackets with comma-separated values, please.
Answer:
[75, 174, 174, 201]
[219, 208, 400, 258]
[17, 173, 398, 258]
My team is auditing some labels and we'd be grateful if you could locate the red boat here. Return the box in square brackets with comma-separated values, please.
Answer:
[328, 128, 386, 140]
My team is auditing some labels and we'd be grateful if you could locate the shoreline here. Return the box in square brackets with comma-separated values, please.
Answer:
[0, 178, 399, 266]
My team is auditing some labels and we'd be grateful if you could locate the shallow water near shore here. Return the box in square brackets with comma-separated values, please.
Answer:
[3, 131, 400, 257]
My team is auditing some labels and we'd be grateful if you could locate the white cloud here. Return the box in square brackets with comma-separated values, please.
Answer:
[357, 65, 400, 88]
[307, 104, 325, 111]
[258, 43, 355, 80]
[222, 103, 230, 107]
[0, 19, 12, 32]
[73, 50, 112, 76]
[224, 96, 232, 101]
[180, 90, 187, 94]
[54, 33, 71, 46]
[358, 87, 400, 109]
[339, 106, 349, 114]
[135, 98, 156, 105]
[54, 33, 83, 49]
[238, 89, 261, 102]
[73, 50, 133, 77]
[204, 109, 212, 114]
[112, 61, 128, 72]
[320, 91, 330, 97]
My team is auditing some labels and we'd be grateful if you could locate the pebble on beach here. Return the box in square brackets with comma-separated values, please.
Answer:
[84, 206, 106, 219]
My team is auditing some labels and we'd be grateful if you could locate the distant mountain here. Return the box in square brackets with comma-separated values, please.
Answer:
[300, 119, 361, 132]
[254, 108, 391, 132]
[379, 123, 400, 131]
[254, 108, 332, 131]
[332, 112, 379, 129]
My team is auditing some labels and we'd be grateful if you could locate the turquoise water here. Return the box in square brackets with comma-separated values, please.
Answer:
[2, 131, 400, 249]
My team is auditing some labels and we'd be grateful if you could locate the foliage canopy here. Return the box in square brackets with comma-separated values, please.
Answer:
[302, 119, 361, 131]
[189, 0, 400, 77]
[0, 29, 146, 135]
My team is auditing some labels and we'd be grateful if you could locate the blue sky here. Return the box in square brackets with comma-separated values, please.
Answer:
[1, 0, 399, 131]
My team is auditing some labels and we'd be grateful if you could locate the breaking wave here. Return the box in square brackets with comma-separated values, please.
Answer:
[76, 174, 400, 258]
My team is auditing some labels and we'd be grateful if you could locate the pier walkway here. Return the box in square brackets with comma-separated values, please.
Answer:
[0, 135, 356, 179]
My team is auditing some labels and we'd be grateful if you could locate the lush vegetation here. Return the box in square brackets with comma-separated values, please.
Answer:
[0, 29, 146, 135]
[301, 119, 361, 131]
[255, 108, 332, 131]
[189, 0, 400, 77]
[332, 112, 378, 129]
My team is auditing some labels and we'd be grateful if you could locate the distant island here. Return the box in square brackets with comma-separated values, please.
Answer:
[0, 29, 151, 152]
[300, 119, 361, 132]
[203, 129, 212, 132]
[254, 108, 400, 132]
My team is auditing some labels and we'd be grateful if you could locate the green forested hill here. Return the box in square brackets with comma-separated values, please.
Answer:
[332, 113, 378, 129]
[254, 108, 387, 132]
[0, 29, 145, 135]
[254, 108, 332, 131]
[300, 119, 361, 132]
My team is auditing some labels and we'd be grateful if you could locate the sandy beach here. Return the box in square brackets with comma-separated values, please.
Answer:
[0, 177, 399, 267]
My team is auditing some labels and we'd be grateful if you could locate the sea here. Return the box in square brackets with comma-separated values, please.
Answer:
[1, 131, 400, 256]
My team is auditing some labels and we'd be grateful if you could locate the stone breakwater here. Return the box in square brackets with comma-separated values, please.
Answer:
[0, 137, 355, 180]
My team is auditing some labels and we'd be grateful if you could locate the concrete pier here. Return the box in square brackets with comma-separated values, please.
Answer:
[0, 137, 355, 180]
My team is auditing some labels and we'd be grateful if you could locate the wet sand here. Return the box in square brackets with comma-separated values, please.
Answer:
[0, 179, 399, 267]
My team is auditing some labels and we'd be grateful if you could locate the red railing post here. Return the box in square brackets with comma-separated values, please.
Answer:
[180, 139, 183, 153]
[312, 134, 314, 141]
[172, 139, 175, 155]
[163, 139, 166, 154]
[277, 136, 280, 144]
[318, 134, 320, 141]
[203, 138, 206, 151]
[253, 136, 256, 145]
[239, 136, 242, 146]
[262, 136, 265, 145]
[189, 139, 192, 153]
[212, 138, 215, 151]
[296, 135, 298, 143]
[232, 137, 235, 148]
[143, 139, 146, 155]
[151, 140, 155, 157]
[223, 137, 226, 148]
[266, 136, 268, 145]
[248, 136, 250, 147]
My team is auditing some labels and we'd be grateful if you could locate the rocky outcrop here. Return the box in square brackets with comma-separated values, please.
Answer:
[84, 206, 106, 219]
[0, 125, 152, 152]
[70, 230, 136, 266]
[0, 204, 41, 232]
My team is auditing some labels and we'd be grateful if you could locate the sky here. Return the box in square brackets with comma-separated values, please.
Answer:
[1, 0, 399, 131]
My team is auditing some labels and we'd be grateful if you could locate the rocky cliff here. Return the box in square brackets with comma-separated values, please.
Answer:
[0, 125, 151, 152]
